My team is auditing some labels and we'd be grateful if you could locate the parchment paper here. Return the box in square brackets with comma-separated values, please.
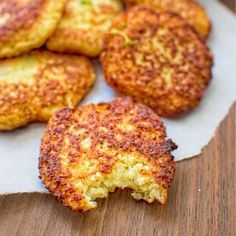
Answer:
[0, 0, 235, 194]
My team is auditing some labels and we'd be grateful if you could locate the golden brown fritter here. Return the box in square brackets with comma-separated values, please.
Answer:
[0, 50, 95, 131]
[123, 0, 211, 38]
[0, 0, 65, 58]
[46, 0, 122, 57]
[39, 97, 177, 212]
[100, 6, 213, 117]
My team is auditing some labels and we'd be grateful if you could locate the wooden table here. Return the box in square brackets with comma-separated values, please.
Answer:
[0, 1, 235, 235]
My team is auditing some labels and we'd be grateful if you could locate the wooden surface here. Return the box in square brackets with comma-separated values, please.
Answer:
[0, 1, 235, 236]
[220, 0, 235, 10]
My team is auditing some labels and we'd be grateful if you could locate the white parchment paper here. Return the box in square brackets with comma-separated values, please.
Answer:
[0, 0, 235, 194]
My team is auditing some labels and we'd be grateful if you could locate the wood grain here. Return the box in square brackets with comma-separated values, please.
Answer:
[0, 1, 235, 236]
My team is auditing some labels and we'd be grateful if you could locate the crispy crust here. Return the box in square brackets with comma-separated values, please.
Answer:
[39, 97, 177, 212]
[123, 0, 211, 38]
[0, 50, 95, 130]
[0, 0, 65, 58]
[46, 0, 122, 57]
[100, 6, 213, 117]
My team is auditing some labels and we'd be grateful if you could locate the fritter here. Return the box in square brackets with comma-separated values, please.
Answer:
[0, 0, 65, 58]
[46, 0, 122, 57]
[39, 97, 177, 212]
[101, 7, 213, 117]
[123, 0, 211, 38]
[0, 50, 95, 131]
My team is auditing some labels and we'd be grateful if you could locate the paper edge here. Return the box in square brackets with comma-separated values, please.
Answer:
[175, 101, 235, 162]
[215, 0, 235, 17]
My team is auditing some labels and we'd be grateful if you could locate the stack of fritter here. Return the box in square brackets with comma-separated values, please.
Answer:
[0, 0, 123, 130]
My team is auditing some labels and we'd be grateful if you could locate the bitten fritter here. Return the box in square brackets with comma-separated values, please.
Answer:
[101, 7, 213, 117]
[46, 0, 122, 57]
[0, 50, 95, 131]
[39, 97, 177, 212]
[0, 0, 65, 58]
[123, 0, 211, 38]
